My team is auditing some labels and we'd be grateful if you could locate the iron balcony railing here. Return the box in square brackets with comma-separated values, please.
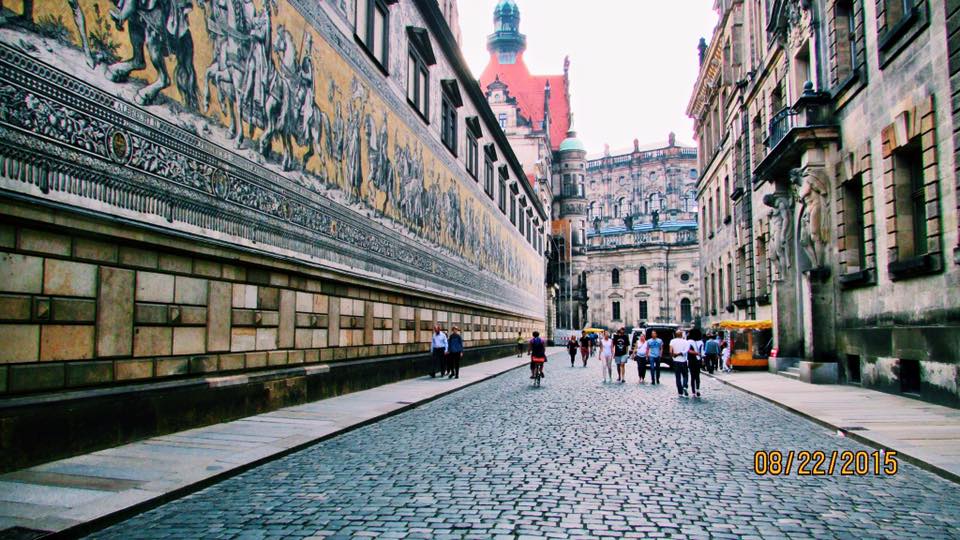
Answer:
[765, 89, 836, 150]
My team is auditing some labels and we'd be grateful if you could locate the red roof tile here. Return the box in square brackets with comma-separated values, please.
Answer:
[480, 53, 571, 151]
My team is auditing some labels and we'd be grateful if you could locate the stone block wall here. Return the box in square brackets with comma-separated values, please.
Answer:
[0, 217, 539, 397]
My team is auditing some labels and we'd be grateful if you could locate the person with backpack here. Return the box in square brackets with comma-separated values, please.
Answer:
[446, 326, 464, 379]
[669, 330, 691, 397]
[704, 334, 721, 374]
[566, 335, 579, 367]
[529, 331, 547, 380]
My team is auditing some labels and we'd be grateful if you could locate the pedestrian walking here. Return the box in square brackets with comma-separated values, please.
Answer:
[579, 332, 591, 367]
[688, 336, 703, 398]
[704, 333, 720, 374]
[447, 326, 463, 379]
[599, 331, 614, 383]
[613, 328, 629, 383]
[516, 332, 525, 357]
[633, 333, 648, 383]
[430, 325, 447, 378]
[589, 332, 599, 358]
[567, 335, 579, 367]
[670, 330, 691, 397]
[721, 340, 732, 373]
[646, 331, 663, 384]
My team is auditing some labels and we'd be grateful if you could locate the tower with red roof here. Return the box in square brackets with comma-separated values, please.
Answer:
[480, 0, 584, 331]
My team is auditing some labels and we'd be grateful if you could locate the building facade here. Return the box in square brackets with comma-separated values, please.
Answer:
[583, 139, 700, 329]
[478, 0, 582, 334]
[0, 0, 547, 468]
[689, 0, 959, 407]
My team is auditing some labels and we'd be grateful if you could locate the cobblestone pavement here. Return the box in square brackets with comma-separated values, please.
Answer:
[91, 356, 960, 539]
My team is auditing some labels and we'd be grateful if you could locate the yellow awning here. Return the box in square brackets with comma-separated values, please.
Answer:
[711, 320, 773, 330]
[582, 328, 605, 333]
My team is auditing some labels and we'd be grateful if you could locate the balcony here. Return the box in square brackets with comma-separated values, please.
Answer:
[754, 86, 839, 181]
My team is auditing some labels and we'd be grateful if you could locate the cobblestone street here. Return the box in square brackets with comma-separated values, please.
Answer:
[91, 357, 960, 539]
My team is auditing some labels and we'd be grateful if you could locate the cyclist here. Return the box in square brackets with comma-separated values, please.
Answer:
[529, 331, 547, 380]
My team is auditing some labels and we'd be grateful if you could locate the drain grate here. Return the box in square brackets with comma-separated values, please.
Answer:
[0, 527, 52, 540]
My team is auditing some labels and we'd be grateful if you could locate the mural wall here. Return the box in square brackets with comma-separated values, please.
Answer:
[0, 0, 543, 317]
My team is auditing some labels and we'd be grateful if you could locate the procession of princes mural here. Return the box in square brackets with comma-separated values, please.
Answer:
[0, 0, 537, 294]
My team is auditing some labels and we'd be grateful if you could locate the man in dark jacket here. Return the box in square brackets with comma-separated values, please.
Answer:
[446, 327, 464, 379]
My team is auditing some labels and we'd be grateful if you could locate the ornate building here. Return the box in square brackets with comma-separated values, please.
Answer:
[582, 138, 700, 329]
[479, 0, 581, 333]
[689, 0, 959, 407]
[0, 0, 548, 467]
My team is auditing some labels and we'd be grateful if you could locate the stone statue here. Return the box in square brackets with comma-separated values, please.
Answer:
[651, 210, 659, 229]
[794, 167, 829, 269]
[592, 216, 601, 234]
[763, 192, 793, 281]
[624, 214, 634, 230]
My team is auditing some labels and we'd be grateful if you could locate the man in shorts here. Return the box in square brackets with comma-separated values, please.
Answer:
[613, 328, 630, 383]
[578, 332, 590, 367]
[529, 331, 547, 379]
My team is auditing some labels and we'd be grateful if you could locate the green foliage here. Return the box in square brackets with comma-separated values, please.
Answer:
[35, 15, 73, 44]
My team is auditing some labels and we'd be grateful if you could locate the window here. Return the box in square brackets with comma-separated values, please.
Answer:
[498, 172, 507, 214]
[638, 267, 647, 285]
[723, 176, 731, 219]
[356, 0, 390, 68]
[612, 301, 621, 321]
[407, 53, 429, 118]
[611, 268, 620, 286]
[406, 27, 435, 120]
[843, 175, 867, 272]
[639, 300, 648, 321]
[680, 298, 692, 323]
[680, 272, 690, 283]
[883, 0, 912, 30]
[466, 133, 478, 178]
[834, 0, 856, 80]
[727, 262, 734, 306]
[518, 205, 524, 235]
[892, 139, 926, 258]
[440, 97, 457, 154]
[510, 195, 517, 225]
[847, 354, 861, 383]
[718, 267, 724, 307]
[484, 158, 494, 199]
[498, 113, 507, 128]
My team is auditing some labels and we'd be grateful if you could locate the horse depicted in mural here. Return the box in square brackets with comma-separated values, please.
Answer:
[366, 111, 394, 214]
[105, 0, 199, 109]
[259, 26, 324, 171]
[199, 0, 251, 142]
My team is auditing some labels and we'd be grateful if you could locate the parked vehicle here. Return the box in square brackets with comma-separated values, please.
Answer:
[631, 324, 680, 369]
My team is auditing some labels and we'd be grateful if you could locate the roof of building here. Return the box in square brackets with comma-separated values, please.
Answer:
[559, 130, 585, 152]
[586, 220, 698, 237]
[480, 55, 571, 151]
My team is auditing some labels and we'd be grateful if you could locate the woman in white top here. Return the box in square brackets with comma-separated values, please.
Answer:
[600, 331, 614, 383]
[633, 334, 649, 383]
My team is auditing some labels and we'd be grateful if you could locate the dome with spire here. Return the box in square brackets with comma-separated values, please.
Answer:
[495, 0, 519, 16]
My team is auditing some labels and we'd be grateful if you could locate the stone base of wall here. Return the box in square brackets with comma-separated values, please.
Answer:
[839, 325, 960, 408]
[0, 344, 514, 473]
[798, 361, 839, 384]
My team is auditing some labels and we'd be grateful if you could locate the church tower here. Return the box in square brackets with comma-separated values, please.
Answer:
[487, 0, 527, 64]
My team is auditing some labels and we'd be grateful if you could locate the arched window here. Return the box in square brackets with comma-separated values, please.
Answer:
[589, 201, 597, 220]
[611, 268, 620, 286]
[638, 266, 647, 285]
[680, 298, 692, 323]
[614, 197, 626, 218]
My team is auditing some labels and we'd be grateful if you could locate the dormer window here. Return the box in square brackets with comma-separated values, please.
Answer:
[355, 0, 394, 70]
[440, 80, 462, 155]
[406, 27, 436, 121]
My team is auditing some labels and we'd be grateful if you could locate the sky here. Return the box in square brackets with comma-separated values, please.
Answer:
[458, 0, 718, 155]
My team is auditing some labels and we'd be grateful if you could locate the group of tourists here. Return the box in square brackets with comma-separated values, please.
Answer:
[430, 326, 464, 379]
[565, 329, 731, 398]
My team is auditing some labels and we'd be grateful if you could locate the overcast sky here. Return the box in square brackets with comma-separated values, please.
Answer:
[458, 0, 718, 154]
